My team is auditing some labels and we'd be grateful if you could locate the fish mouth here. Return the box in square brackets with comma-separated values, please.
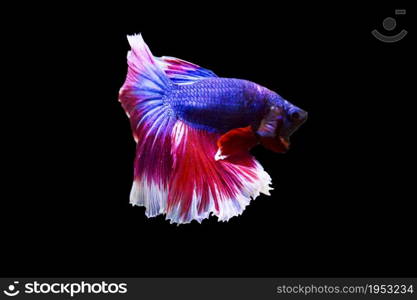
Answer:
[256, 106, 307, 153]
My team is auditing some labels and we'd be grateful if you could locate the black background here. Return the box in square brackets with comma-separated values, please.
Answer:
[2, 3, 414, 277]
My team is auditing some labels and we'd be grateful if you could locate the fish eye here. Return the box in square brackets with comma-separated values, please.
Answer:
[290, 111, 300, 121]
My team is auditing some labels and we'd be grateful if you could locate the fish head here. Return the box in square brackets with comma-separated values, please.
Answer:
[256, 92, 307, 153]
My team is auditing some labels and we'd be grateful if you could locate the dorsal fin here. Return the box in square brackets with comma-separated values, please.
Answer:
[156, 56, 217, 85]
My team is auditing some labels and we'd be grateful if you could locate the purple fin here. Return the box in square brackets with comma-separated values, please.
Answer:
[156, 56, 217, 85]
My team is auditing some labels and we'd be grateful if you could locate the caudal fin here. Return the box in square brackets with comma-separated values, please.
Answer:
[119, 34, 175, 217]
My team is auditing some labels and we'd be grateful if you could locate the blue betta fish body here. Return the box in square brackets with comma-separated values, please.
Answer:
[119, 34, 307, 224]
[168, 78, 268, 133]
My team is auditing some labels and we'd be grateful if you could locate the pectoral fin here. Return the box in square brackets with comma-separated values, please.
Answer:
[256, 106, 283, 137]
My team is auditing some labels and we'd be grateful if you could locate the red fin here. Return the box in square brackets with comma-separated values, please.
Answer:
[167, 121, 272, 223]
[216, 126, 259, 159]
[260, 136, 290, 153]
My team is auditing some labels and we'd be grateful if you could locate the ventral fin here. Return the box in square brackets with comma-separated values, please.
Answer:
[215, 126, 259, 161]
[260, 136, 289, 153]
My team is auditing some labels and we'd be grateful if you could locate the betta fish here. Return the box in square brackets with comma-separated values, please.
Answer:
[118, 34, 307, 224]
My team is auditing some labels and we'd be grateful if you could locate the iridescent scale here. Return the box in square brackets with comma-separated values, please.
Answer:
[168, 78, 267, 133]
